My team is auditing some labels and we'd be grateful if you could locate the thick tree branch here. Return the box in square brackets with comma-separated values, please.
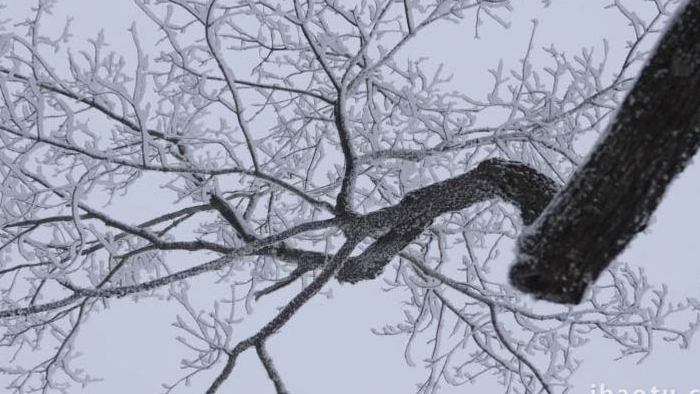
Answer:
[510, 0, 700, 304]
[335, 158, 558, 283]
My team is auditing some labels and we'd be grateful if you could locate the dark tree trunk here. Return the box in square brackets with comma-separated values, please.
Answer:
[509, 0, 700, 304]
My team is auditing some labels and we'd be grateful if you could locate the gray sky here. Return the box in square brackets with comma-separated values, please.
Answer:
[1, 1, 699, 393]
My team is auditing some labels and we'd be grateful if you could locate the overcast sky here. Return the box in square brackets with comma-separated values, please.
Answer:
[2, 1, 700, 393]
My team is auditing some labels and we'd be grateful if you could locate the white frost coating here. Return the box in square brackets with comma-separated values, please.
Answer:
[0, 1, 697, 394]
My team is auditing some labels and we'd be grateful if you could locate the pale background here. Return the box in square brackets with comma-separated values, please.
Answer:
[1, 1, 699, 393]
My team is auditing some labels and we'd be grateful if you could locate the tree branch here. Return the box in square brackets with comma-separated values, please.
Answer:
[510, 0, 700, 304]
[255, 342, 289, 394]
[337, 158, 558, 283]
[206, 237, 359, 394]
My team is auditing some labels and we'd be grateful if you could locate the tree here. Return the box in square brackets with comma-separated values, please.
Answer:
[511, 0, 700, 304]
[0, 0, 698, 393]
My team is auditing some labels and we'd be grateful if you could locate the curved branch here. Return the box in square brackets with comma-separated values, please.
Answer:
[335, 158, 558, 283]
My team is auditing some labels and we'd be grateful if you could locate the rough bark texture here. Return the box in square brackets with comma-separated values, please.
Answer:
[510, 0, 700, 304]
[255, 159, 557, 284]
[335, 158, 558, 283]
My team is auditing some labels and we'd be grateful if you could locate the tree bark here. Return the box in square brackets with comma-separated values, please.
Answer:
[250, 159, 558, 286]
[509, 0, 700, 304]
[334, 158, 558, 283]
